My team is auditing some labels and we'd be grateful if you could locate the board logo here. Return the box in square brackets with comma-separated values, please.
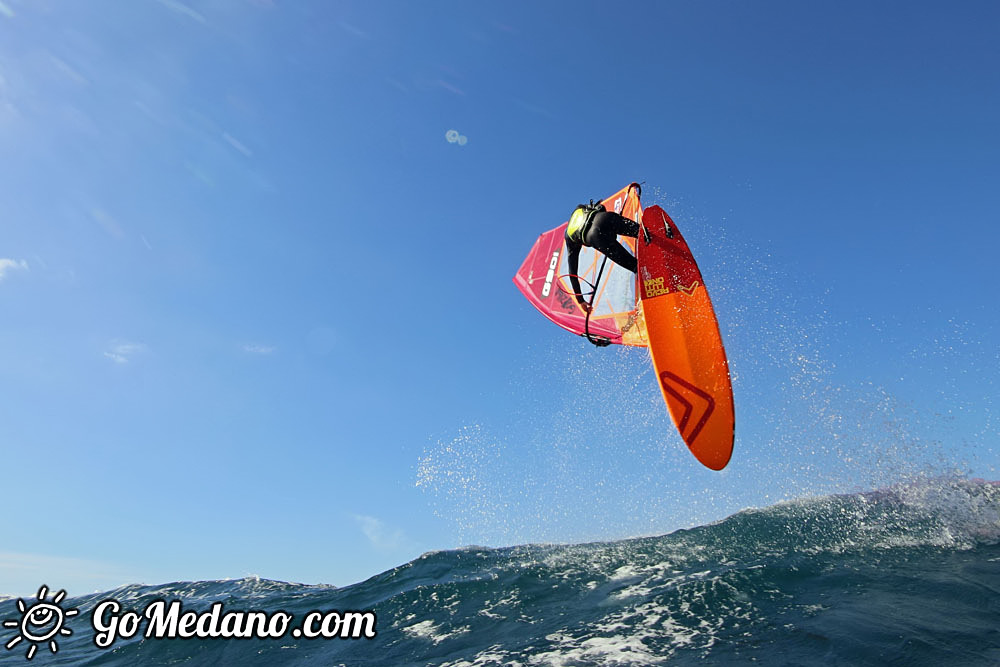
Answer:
[658, 371, 716, 445]
[540, 251, 560, 297]
[677, 281, 701, 296]
[643, 276, 670, 299]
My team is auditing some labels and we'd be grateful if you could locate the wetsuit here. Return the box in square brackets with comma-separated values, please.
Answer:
[565, 208, 640, 308]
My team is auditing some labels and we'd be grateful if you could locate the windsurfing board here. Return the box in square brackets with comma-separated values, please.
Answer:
[636, 205, 735, 470]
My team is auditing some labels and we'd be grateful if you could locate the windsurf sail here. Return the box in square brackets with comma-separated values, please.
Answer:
[513, 183, 647, 347]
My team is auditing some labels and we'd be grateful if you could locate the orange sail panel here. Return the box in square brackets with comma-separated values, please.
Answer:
[637, 205, 735, 470]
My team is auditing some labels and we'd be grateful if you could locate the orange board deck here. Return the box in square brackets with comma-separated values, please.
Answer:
[637, 205, 734, 470]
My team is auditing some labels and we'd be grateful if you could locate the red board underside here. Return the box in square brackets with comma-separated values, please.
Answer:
[636, 205, 734, 470]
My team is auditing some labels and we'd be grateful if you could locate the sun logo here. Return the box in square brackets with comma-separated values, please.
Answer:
[3, 585, 79, 660]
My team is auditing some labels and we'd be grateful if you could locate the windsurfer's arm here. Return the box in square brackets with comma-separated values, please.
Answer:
[565, 235, 589, 312]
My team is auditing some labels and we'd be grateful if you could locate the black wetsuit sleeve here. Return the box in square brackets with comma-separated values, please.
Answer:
[565, 234, 585, 304]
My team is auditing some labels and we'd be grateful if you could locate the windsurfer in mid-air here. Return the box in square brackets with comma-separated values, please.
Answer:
[564, 202, 640, 313]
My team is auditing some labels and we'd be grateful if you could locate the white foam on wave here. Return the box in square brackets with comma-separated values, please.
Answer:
[401, 619, 471, 644]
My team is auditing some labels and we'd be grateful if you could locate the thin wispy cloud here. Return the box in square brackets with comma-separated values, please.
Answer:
[513, 97, 555, 120]
[351, 514, 406, 552]
[155, 0, 206, 24]
[339, 21, 369, 39]
[222, 132, 252, 157]
[104, 341, 145, 364]
[90, 208, 125, 240]
[0, 258, 27, 281]
[241, 343, 275, 355]
[437, 80, 466, 96]
[49, 55, 88, 86]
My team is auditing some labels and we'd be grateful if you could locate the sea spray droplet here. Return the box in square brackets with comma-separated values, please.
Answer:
[445, 129, 467, 145]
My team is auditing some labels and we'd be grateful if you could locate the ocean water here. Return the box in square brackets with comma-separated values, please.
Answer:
[3, 477, 998, 666]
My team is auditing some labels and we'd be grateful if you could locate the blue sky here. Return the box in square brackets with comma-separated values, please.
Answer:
[1, 0, 998, 596]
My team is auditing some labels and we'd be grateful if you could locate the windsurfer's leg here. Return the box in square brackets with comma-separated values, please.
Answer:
[611, 213, 640, 239]
[602, 240, 637, 273]
[585, 212, 638, 273]
[590, 211, 639, 238]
